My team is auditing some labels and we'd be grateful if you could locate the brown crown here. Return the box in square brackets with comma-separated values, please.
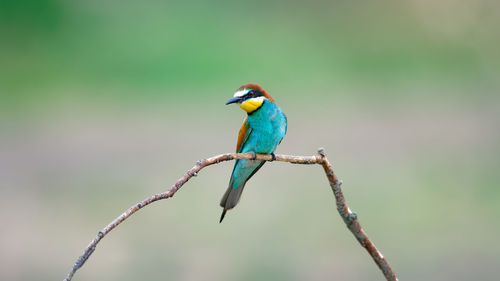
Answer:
[237, 83, 275, 102]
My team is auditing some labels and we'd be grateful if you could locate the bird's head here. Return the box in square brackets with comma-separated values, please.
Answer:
[225, 83, 275, 113]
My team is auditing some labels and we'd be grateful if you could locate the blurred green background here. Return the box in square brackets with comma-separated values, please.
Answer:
[1, 0, 499, 280]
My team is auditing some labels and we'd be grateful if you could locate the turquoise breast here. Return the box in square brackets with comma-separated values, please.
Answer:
[244, 100, 287, 154]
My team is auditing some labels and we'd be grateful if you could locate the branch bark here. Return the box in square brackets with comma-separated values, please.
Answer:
[63, 148, 397, 281]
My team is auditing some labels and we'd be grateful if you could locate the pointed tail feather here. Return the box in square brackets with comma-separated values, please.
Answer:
[219, 161, 266, 222]
[219, 183, 246, 223]
[219, 209, 227, 223]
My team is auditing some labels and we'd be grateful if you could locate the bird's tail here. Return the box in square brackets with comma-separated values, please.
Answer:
[219, 183, 246, 223]
[219, 209, 227, 223]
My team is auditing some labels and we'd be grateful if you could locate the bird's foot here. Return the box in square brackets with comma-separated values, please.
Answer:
[270, 153, 276, 161]
[249, 151, 257, 160]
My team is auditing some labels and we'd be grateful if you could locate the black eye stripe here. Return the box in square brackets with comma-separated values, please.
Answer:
[245, 90, 261, 99]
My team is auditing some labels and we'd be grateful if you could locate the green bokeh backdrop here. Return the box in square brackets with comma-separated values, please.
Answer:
[1, 1, 499, 281]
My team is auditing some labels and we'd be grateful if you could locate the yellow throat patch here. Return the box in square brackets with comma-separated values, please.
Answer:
[239, 97, 265, 113]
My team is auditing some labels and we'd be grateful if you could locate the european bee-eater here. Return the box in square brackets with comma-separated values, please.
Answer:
[220, 83, 287, 222]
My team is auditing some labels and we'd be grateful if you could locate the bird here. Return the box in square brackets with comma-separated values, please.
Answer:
[220, 83, 287, 222]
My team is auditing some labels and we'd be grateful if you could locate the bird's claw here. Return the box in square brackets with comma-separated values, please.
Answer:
[270, 153, 276, 161]
[250, 151, 257, 160]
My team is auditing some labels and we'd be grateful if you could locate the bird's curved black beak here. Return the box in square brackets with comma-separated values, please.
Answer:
[225, 96, 243, 105]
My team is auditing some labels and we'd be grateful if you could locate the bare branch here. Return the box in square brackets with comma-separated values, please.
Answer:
[63, 149, 397, 281]
[316, 148, 398, 281]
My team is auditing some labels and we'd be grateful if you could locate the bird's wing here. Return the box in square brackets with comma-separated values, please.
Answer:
[236, 116, 251, 153]
[279, 113, 287, 145]
[230, 116, 253, 182]
[230, 123, 264, 188]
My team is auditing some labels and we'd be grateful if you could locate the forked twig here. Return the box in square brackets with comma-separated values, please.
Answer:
[63, 148, 397, 281]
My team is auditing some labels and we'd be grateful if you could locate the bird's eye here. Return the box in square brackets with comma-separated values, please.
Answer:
[247, 90, 254, 97]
